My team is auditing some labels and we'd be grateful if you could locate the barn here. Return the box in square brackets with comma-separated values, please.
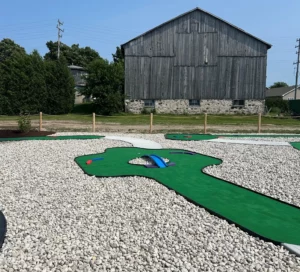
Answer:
[121, 7, 272, 114]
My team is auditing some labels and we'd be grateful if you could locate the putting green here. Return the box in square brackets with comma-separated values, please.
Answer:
[0, 135, 104, 142]
[166, 134, 218, 141]
[75, 147, 300, 245]
[291, 142, 300, 151]
[165, 133, 300, 141]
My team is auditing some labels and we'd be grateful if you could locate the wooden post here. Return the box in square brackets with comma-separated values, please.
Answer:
[258, 113, 262, 133]
[204, 113, 207, 134]
[92, 113, 96, 132]
[149, 113, 153, 133]
[39, 112, 42, 132]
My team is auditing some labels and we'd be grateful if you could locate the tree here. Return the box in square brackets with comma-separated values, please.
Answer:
[27, 50, 48, 112]
[0, 38, 26, 62]
[112, 46, 125, 94]
[0, 48, 30, 114]
[44, 58, 75, 114]
[0, 39, 76, 115]
[269, 82, 289, 89]
[84, 59, 124, 115]
[0, 49, 48, 115]
[0, 38, 28, 114]
[44, 41, 101, 68]
[112, 46, 124, 64]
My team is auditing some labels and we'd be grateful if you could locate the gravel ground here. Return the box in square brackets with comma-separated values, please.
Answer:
[0, 133, 300, 271]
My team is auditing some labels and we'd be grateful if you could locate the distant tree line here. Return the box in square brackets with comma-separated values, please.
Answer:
[0, 38, 124, 116]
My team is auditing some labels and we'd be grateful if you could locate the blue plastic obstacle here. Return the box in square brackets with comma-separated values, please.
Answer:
[142, 154, 175, 168]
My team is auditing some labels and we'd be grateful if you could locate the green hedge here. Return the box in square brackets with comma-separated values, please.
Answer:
[265, 98, 289, 113]
[289, 100, 300, 115]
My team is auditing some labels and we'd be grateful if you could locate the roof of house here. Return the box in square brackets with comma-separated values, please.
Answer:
[265, 86, 296, 97]
[121, 7, 272, 49]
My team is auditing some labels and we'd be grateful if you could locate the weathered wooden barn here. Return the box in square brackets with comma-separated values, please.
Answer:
[121, 7, 271, 114]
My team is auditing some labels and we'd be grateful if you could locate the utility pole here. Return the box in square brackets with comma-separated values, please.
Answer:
[57, 19, 64, 59]
[294, 39, 300, 100]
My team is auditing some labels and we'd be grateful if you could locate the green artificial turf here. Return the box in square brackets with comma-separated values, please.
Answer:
[165, 133, 300, 141]
[0, 135, 104, 142]
[165, 134, 218, 141]
[290, 142, 300, 151]
[221, 134, 300, 138]
[75, 147, 300, 245]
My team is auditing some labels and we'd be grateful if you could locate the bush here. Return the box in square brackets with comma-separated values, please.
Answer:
[270, 107, 281, 114]
[71, 103, 95, 114]
[265, 98, 289, 113]
[18, 112, 31, 132]
[141, 107, 156, 114]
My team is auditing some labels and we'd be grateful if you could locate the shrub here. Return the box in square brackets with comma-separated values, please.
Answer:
[141, 107, 156, 114]
[18, 112, 31, 133]
[265, 98, 289, 113]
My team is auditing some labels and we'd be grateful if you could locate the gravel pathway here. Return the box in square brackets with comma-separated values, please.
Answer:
[0, 133, 300, 271]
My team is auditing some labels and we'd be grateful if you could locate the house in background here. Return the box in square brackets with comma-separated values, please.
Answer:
[265, 86, 300, 100]
[68, 65, 89, 104]
[121, 7, 272, 114]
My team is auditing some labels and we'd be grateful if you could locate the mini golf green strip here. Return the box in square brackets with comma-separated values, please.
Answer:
[165, 134, 218, 141]
[0, 135, 104, 142]
[165, 134, 300, 141]
[221, 134, 300, 138]
[291, 142, 300, 150]
[75, 147, 300, 245]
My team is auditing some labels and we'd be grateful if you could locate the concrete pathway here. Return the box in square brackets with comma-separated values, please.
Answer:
[105, 136, 162, 149]
[207, 138, 291, 146]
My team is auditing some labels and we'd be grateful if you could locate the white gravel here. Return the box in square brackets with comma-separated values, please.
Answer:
[0, 132, 300, 271]
[129, 157, 169, 166]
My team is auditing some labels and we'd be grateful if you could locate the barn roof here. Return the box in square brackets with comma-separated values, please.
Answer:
[121, 7, 272, 49]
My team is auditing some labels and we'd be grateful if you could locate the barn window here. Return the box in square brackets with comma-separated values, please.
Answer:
[189, 99, 200, 106]
[232, 100, 245, 108]
[144, 100, 155, 107]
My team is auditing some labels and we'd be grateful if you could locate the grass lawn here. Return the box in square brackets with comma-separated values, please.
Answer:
[0, 113, 299, 127]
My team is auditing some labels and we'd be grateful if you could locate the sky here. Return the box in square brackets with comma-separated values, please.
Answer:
[0, 0, 299, 87]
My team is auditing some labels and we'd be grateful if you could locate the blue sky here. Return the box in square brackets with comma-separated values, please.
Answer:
[0, 0, 299, 87]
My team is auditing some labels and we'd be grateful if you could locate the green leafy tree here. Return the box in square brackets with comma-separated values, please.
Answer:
[0, 38, 26, 62]
[84, 59, 124, 115]
[0, 39, 77, 115]
[44, 58, 75, 114]
[44, 41, 101, 68]
[27, 50, 48, 112]
[0, 50, 48, 115]
[0, 39, 28, 114]
[0, 51, 30, 114]
[112, 46, 124, 64]
[269, 82, 289, 89]
[112, 46, 125, 94]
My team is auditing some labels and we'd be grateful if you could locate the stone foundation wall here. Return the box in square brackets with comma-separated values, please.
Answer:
[125, 99, 265, 114]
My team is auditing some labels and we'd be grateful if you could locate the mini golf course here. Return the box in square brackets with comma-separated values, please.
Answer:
[165, 133, 300, 141]
[75, 147, 300, 246]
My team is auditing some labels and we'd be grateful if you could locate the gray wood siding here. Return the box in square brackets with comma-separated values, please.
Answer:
[123, 9, 269, 100]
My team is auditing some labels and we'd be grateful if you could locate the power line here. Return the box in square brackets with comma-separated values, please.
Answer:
[57, 19, 64, 58]
[294, 39, 300, 100]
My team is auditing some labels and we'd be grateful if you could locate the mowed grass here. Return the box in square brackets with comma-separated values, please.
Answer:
[0, 113, 300, 127]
